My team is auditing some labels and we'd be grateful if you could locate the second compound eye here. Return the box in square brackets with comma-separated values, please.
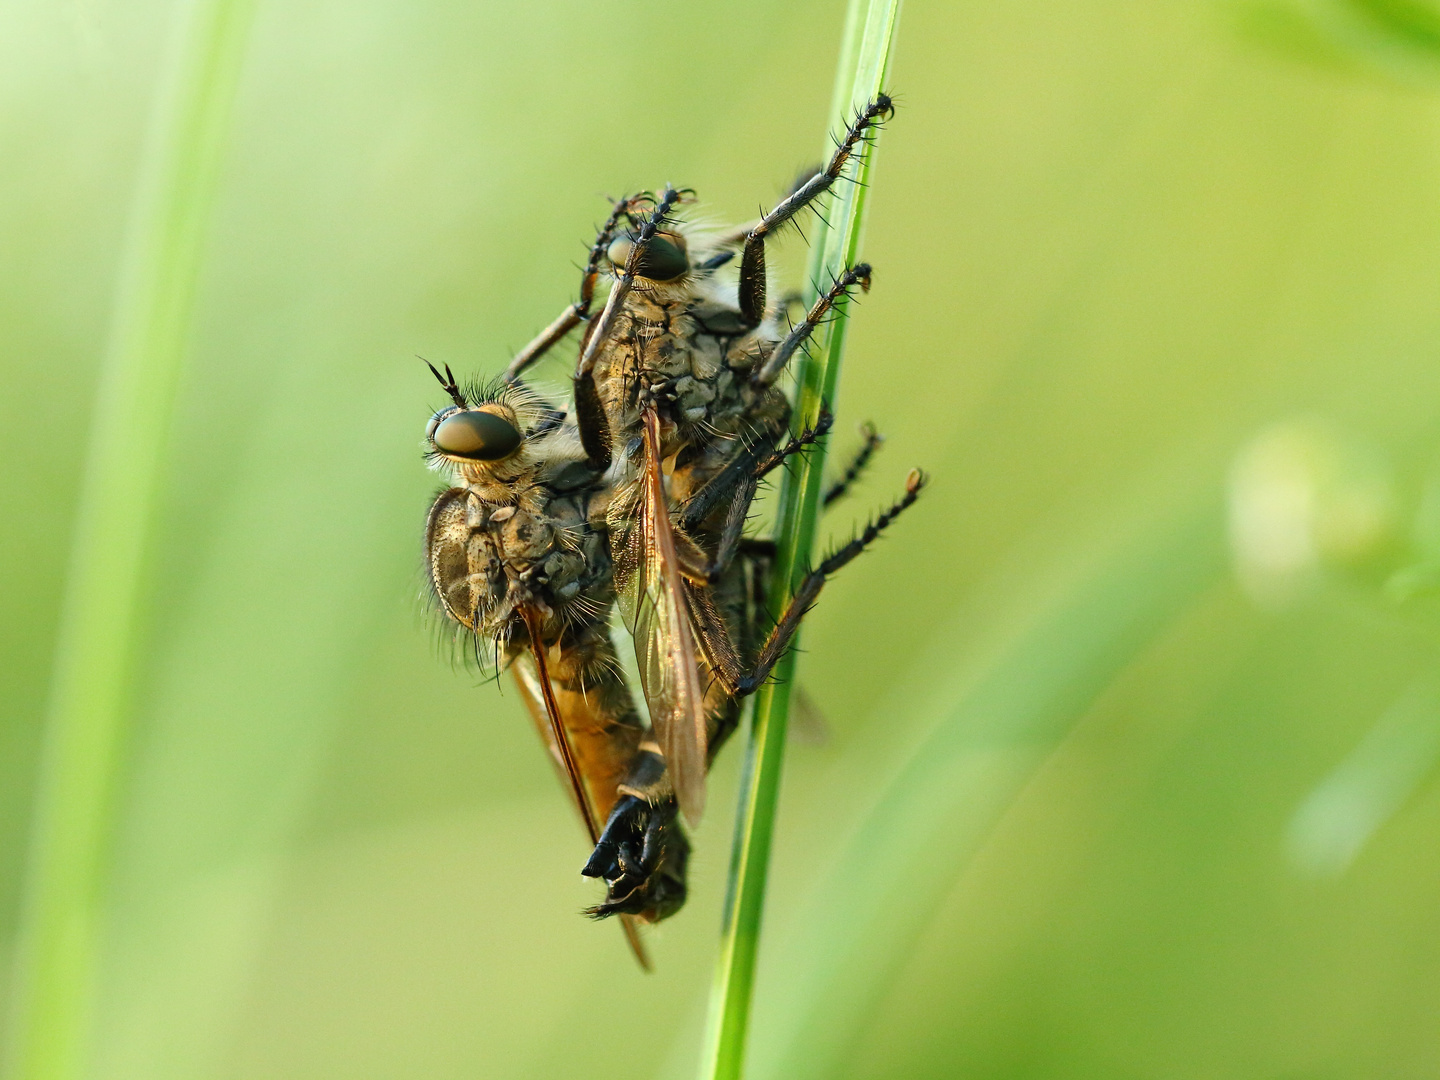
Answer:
[432, 410, 523, 460]
[607, 230, 689, 282]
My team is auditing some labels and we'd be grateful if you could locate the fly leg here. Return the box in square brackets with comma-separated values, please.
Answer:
[694, 470, 928, 699]
[677, 410, 835, 551]
[738, 95, 893, 326]
[702, 416, 837, 583]
[823, 422, 884, 508]
[503, 194, 641, 383]
[755, 263, 872, 386]
[693, 420, 882, 578]
[691, 419, 882, 584]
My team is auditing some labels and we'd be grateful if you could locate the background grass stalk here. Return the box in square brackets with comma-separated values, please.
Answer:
[3, 2, 254, 1076]
[697, 2, 901, 1077]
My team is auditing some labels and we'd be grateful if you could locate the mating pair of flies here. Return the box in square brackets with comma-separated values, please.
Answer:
[421, 95, 923, 967]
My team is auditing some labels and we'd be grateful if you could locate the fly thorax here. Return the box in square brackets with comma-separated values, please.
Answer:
[541, 550, 586, 600]
[495, 508, 554, 564]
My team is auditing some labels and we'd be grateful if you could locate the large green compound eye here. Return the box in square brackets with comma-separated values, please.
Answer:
[606, 230, 689, 281]
[432, 410, 523, 460]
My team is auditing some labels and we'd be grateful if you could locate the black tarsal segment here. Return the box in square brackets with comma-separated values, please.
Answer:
[823, 422, 883, 508]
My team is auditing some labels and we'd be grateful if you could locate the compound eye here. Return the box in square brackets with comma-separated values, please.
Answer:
[432, 410, 522, 460]
[606, 230, 689, 281]
[425, 408, 454, 444]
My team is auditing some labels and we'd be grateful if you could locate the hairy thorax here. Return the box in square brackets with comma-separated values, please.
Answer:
[426, 458, 612, 650]
[592, 289, 791, 508]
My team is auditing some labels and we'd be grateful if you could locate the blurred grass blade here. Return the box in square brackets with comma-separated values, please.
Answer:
[4, 1, 254, 1076]
[697, 2, 901, 1078]
[1286, 675, 1440, 877]
[752, 499, 1225, 1080]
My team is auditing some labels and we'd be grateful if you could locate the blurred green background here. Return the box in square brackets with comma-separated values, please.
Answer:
[9, 0, 1440, 1076]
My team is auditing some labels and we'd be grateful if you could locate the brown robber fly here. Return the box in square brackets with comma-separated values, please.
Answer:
[423, 92, 924, 965]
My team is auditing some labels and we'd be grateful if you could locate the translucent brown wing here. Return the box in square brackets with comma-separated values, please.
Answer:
[515, 607, 598, 840]
[510, 633, 652, 972]
[610, 409, 708, 824]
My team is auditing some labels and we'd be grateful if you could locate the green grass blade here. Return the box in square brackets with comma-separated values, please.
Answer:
[750, 497, 1225, 1080]
[3, 3, 255, 1077]
[697, 3, 902, 1078]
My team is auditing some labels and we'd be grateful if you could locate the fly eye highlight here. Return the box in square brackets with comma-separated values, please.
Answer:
[607, 230, 689, 282]
[432, 410, 523, 460]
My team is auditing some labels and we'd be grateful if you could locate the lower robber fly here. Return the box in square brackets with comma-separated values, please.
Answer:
[420, 367, 681, 966]
[420, 365, 914, 957]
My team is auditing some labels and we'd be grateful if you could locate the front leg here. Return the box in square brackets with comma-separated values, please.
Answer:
[738, 95, 893, 325]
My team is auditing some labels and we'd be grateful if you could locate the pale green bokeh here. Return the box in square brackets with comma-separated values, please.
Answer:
[8, 0, 1440, 1077]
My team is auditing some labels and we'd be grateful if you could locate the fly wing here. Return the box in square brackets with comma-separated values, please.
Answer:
[511, 639, 653, 972]
[512, 653, 596, 841]
[515, 608, 599, 842]
[610, 409, 708, 824]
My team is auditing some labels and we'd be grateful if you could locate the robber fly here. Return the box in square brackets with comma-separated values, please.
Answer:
[421, 368, 682, 967]
[424, 93, 924, 962]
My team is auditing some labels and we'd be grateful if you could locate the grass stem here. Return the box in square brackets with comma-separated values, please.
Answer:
[697, 3, 902, 1077]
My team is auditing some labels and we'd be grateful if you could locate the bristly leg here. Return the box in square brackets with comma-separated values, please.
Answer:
[695, 412, 840, 584]
[504, 194, 642, 383]
[823, 422, 883, 509]
[711, 469, 927, 698]
[755, 264, 871, 386]
[737, 94, 893, 326]
[678, 410, 835, 538]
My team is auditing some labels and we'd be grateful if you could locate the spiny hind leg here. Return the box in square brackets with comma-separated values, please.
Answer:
[737, 94, 893, 325]
[823, 422, 884, 508]
[731, 469, 927, 697]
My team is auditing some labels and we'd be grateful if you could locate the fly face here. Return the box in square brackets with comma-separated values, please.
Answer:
[423, 368, 607, 646]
